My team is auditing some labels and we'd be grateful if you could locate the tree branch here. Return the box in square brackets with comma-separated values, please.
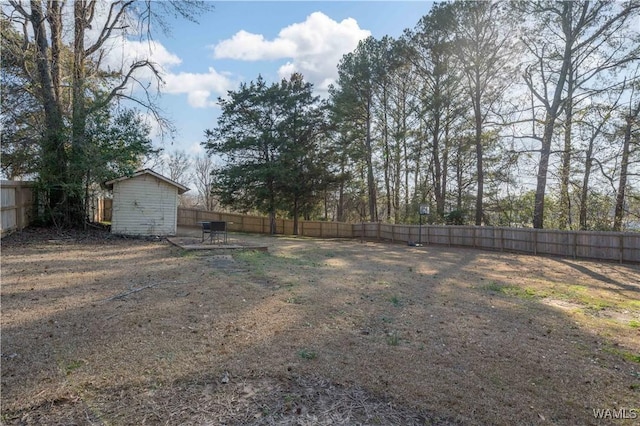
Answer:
[85, 0, 135, 57]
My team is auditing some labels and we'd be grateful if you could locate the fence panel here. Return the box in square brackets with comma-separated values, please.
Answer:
[352, 222, 638, 263]
[575, 232, 621, 262]
[622, 234, 640, 263]
[1, 181, 34, 237]
[302, 221, 322, 238]
[94, 198, 112, 222]
[535, 229, 573, 256]
[501, 228, 534, 253]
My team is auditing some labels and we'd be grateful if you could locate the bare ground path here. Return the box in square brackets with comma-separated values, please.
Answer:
[1, 227, 639, 425]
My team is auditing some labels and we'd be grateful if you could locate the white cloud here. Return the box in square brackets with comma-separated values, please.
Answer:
[213, 30, 296, 60]
[212, 11, 371, 92]
[99, 38, 182, 76]
[162, 68, 235, 108]
[99, 36, 234, 108]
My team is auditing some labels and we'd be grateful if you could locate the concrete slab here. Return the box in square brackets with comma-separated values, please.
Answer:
[167, 236, 268, 252]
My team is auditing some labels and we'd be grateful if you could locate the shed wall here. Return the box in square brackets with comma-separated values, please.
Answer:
[111, 175, 178, 235]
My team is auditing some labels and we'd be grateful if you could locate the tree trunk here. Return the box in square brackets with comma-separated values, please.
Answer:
[393, 139, 402, 224]
[29, 0, 67, 218]
[473, 81, 483, 226]
[403, 117, 410, 222]
[365, 96, 377, 222]
[559, 66, 575, 230]
[382, 87, 392, 222]
[413, 125, 424, 218]
[613, 102, 640, 231]
[579, 134, 594, 230]
[532, 2, 574, 229]
[456, 137, 465, 211]
[337, 172, 345, 222]
[70, 0, 89, 228]
[442, 110, 450, 219]
[292, 197, 299, 235]
[47, 1, 62, 103]
[533, 120, 557, 229]
[432, 114, 444, 217]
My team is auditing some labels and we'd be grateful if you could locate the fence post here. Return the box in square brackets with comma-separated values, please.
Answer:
[533, 229, 537, 255]
[620, 234, 624, 264]
[15, 184, 24, 230]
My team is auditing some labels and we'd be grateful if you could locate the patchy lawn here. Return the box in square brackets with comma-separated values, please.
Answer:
[1, 228, 639, 425]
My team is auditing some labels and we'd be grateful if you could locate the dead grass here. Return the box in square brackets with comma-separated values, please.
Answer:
[1, 228, 639, 425]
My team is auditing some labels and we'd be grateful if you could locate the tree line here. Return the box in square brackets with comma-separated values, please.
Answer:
[205, 1, 640, 232]
[2, 1, 639, 232]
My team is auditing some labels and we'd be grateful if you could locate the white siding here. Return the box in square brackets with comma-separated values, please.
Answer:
[111, 174, 179, 236]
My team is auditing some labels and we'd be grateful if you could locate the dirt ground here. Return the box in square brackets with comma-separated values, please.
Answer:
[1, 227, 639, 425]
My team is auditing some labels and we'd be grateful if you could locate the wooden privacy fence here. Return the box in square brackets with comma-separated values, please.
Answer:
[353, 222, 640, 264]
[177, 207, 353, 239]
[1, 181, 35, 237]
[154, 207, 640, 263]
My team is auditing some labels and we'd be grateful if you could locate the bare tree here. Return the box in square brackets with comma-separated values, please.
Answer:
[577, 102, 615, 230]
[192, 154, 218, 211]
[614, 90, 640, 230]
[3, 0, 211, 227]
[165, 150, 191, 186]
[517, 1, 640, 228]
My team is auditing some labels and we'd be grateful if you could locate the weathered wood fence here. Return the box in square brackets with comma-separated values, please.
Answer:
[354, 222, 640, 264]
[93, 198, 112, 222]
[178, 208, 639, 263]
[177, 208, 353, 238]
[1, 181, 35, 237]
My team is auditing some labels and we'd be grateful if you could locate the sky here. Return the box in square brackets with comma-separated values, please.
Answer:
[126, 1, 434, 158]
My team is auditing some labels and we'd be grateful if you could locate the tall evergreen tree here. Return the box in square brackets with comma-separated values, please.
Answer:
[204, 74, 338, 234]
[331, 37, 380, 222]
[408, 4, 466, 219]
[275, 74, 340, 234]
[452, 1, 515, 226]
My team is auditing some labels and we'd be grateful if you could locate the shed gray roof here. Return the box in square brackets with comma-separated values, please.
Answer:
[104, 169, 190, 194]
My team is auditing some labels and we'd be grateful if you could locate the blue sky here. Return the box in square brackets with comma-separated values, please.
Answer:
[136, 1, 434, 158]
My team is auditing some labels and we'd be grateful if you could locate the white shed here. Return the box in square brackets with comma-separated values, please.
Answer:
[104, 169, 189, 236]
